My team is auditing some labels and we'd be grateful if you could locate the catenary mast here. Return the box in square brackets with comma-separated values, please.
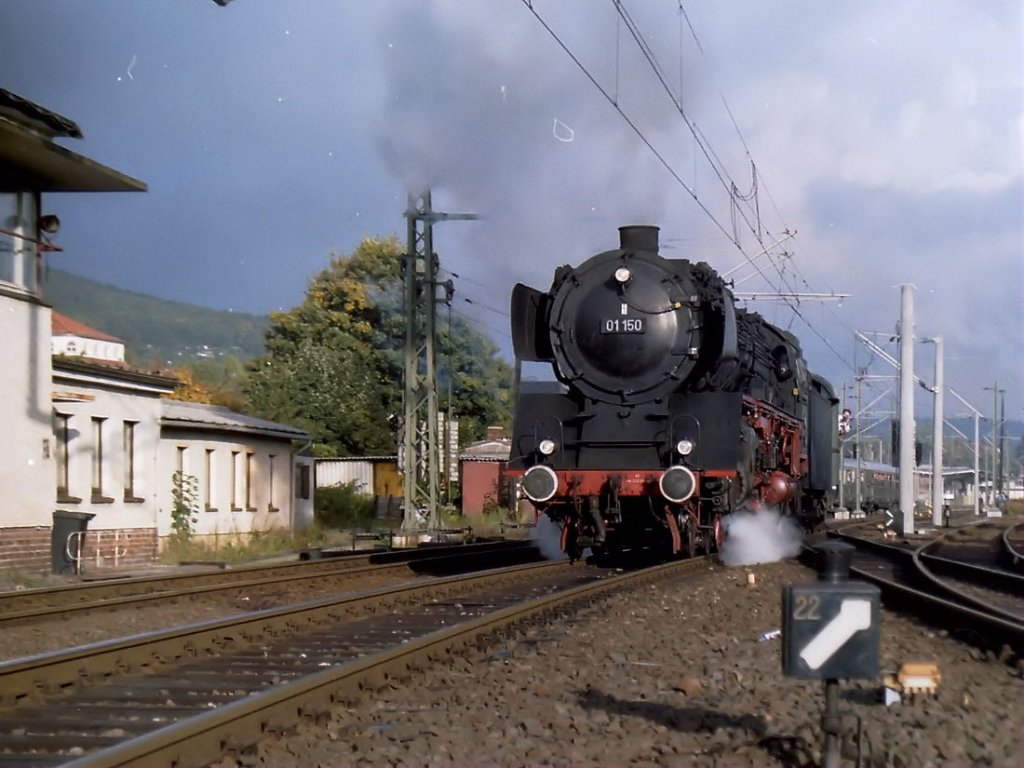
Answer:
[400, 190, 475, 531]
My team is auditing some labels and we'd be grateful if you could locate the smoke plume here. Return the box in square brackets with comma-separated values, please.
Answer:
[719, 505, 803, 566]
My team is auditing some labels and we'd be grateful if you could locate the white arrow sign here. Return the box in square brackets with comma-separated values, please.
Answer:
[799, 598, 872, 670]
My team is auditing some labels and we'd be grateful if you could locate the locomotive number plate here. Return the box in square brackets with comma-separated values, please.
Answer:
[600, 318, 645, 334]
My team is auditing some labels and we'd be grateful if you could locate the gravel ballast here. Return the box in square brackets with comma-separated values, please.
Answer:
[243, 559, 1022, 767]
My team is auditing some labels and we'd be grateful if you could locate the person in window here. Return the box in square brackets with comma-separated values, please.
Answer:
[838, 408, 852, 437]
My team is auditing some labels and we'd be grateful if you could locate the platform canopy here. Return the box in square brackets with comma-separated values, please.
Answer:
[0, 89, 146, 192]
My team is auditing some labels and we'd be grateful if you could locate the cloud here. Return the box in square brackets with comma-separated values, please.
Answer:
[0, 0, 1018, 414]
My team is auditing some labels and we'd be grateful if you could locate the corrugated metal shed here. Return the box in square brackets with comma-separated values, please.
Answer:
[315, 459, 373, 491]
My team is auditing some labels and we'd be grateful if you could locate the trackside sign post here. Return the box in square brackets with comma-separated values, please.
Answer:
[782, 541, 880, 768]
[783, 582, 880, 678]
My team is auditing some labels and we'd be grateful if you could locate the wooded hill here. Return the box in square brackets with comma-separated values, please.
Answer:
[42, 268, 268, 366]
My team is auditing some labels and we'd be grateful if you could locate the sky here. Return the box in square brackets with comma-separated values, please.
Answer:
[2, 0, 1021, 425]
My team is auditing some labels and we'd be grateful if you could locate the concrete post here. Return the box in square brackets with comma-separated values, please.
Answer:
[899, 285, 915, 535]
[931, 337, 943, 527]
[973, 412, 980, 515]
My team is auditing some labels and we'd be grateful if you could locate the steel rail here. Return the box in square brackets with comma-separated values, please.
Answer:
[0, 557, 368, 614]
[57, 557, 708, 768]
[1002, 522, 1024, 570]
[0, 559, 564, 708]
[0, 540, 533, 624]
[918, 548, 1024, 596]
[822, 533, 1024, 652]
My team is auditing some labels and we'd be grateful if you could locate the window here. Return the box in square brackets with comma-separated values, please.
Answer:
[0, 192, 39, 294]
[267, 454, 279, 512]
[296, 463, 311, 500]
[55, 413, 79, 503]
[123, 421, 142, 502]
[230, 450, 242, 510]
[245, 451, 256, 510]
[204, 448, 217, 511]
[91, 417, 113, 503]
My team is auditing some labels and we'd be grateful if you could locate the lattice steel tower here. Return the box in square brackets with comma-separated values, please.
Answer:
[400, 190, 475, 531]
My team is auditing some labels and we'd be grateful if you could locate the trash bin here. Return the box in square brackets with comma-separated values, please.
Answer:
[51, 511, 95, 574]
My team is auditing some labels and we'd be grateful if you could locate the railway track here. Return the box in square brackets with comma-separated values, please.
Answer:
[1002, 521, 1024, 570]
[0, 540, 538, 626]
[0, 556, 711, 767]
[822, 529, 1024, 655]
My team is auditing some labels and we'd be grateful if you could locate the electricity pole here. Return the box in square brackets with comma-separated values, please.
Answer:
[928, 337, 943, 526]
[855, 373, 863, 514]
[897, 284, 915, 535]
[855, 322, 982, 524]
[400, 190, 475, 532]
[983, 383, 1003, 506]
[998, 391, 1006, 495]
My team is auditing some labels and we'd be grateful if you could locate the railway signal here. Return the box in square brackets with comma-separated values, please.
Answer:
[783, 541, 880, 768]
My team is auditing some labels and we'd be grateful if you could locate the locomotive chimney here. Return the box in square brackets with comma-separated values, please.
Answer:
[619, 225, 660, 253]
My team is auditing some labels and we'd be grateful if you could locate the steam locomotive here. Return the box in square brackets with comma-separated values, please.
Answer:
[507, 225, 838, 560]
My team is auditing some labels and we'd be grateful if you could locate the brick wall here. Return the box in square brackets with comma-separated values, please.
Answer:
[80, 528, 158, 571]
[0, 526, 52, 576]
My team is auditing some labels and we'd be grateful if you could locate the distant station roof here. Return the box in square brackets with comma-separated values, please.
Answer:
[0, 88, 146, 192]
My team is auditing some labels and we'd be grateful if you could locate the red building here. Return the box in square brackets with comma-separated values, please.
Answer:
[459, 427, 512, 518]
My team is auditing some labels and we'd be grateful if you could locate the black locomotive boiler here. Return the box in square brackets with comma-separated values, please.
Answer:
[507, 225, 838, 560]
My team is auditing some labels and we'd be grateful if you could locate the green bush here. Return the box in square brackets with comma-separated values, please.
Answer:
[315, 481, 377, 530]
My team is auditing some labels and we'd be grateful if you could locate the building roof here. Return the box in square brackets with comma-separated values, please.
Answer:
[51, 311, 124, 343]
[0, 89, 82, 139]
[316, 456, 399, 463]
[0, 88, 146, 192]
[459, 439, 511, 462]
[52, 356, 179, 396]
[161, 399, 309, 442]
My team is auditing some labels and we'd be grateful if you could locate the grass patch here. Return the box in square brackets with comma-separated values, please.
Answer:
[159, 526, 334, 565]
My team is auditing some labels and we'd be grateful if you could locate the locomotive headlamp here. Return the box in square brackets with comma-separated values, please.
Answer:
[675, 439, 695, 456]
[522, 465, 559, 503]
[659, 465, 697, 504]
[538, 438, 557, 455]
[614, 267, 632, 284]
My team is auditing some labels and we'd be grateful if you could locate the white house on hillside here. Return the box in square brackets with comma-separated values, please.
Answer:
[52, 310, 126, 362]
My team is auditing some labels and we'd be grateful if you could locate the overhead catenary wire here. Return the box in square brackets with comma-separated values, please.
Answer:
[614, 2, 776, 254]
[519, 1, 759, 265]
[521, 0, 854, 373]
[612, 0, 800, 299]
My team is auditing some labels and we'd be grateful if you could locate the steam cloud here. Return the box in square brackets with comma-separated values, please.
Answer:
[719, 505, 803, 566]
[530, 513, 569, 560]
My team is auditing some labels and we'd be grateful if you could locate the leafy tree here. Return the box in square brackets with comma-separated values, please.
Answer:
[438, 314, 513, 441]
[243, 236, 511, 457]
[166, 355, 249, 410]
[167, 367, 218, 405]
